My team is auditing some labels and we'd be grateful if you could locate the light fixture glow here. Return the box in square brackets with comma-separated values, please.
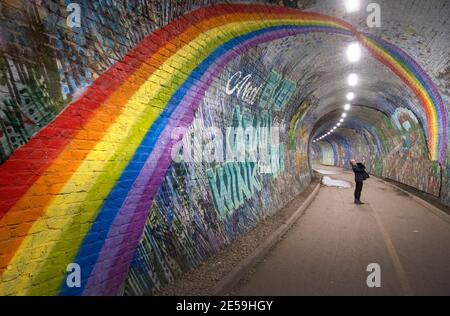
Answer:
[345, 0, 360, 12]
[337, 122, 341, 126]
[346, 92, 355, 100]
[346, 42, 361, 62]
[342, 113, 347, 118]
[340, 118, 344, 122]
[348, 73, 358, 86]
[344, 103, 351, 111]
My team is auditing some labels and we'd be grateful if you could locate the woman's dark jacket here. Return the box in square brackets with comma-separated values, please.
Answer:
[352, 163, 368, 182]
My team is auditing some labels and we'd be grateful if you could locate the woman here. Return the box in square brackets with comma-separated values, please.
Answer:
[350, 159, 368, 204]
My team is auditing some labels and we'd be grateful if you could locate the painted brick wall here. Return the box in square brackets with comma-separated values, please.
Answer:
[0, 1, 314, 296]
[124, 44, 311, 295]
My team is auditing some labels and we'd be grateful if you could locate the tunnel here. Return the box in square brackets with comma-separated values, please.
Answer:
[0, 0, 449, 297]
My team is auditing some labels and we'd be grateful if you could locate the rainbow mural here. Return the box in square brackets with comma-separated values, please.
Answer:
[0, 3, 446, 295]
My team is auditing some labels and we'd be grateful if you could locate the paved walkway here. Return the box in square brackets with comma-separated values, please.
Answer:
[234, 165, 450, 295]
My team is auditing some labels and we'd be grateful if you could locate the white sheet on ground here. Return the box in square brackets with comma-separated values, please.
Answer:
[322, 176, 352, 188]
[313, 168, 340, 175]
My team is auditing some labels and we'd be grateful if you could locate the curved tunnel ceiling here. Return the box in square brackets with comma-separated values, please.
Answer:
[311, 106, 401, 159]
[273, 0, 449, 164]
[221, 3, 448, 164]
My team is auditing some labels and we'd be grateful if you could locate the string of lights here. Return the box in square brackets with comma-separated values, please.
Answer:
[313, 5, 362, 144]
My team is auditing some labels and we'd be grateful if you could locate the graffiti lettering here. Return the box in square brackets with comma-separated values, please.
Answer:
[205, 104, 285, 217]
[259, 70, 295, 110]
[207, 162, 262, 217]
[226, 71, 262, 105]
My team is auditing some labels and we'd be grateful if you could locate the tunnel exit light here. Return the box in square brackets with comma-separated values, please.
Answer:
[348, 73, 358, 86]
[345, 0, 360, 12]
[346, 42, 361, 62]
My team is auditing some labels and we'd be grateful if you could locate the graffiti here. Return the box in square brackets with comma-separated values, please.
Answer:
[259, 70, 295, 110]
[295, 152, 308, 168]
[318, 142, 335, 166]
[288, 100, 312, 150]
[205, 103, 286, 217]
[271, 0, 317, 10]
[314, 107, 442, 197]
[225, 71, 263, 105]
[0, 56, 59, 162]
[207, 162, 262, 217]
[391, 107, 420, 152]
[0, 0, 218, 162]
[171, 106, 282, 164]
[125, 48, 302, 295]
[225, 69, 295, 110]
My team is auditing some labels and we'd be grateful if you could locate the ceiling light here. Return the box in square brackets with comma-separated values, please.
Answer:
[346, 42, 361, 62]
[340, 118, 344, 122]
[344, 103, 351, 111]
[337, 122, 341, 126]
[345, 0, 360, 12]
[342, 113, 347, 118]
[346, 92, 355, 100]
[348, 73, 358, 86]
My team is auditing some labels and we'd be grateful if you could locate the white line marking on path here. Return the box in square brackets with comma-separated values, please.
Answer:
[369, 204, 414, 296]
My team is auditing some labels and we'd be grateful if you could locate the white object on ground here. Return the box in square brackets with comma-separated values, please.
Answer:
[313, 168, 341, 175]
[322, 176, 352, 188]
